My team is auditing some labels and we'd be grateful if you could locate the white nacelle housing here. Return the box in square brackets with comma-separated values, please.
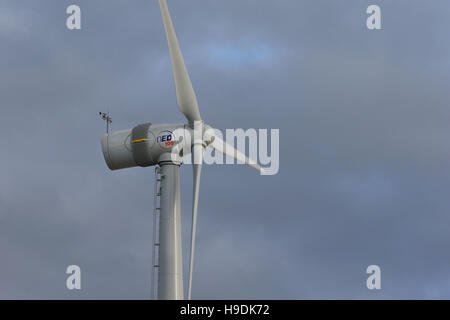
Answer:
[101, 123, 190, 170]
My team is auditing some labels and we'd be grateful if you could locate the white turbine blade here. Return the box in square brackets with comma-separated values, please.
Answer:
[210, 134, 263, 173]
[188, 144, 203, 300]
[158, 0, 202, 122]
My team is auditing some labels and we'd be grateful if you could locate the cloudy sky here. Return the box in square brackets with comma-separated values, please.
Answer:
[1, 0, 450, 299]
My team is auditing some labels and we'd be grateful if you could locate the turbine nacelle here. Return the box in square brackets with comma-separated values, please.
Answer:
[101, 122, 217, 170]
[101, 123, 187, 170]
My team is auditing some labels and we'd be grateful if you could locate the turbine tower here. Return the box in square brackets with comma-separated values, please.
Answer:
[100, 0, 262, 300]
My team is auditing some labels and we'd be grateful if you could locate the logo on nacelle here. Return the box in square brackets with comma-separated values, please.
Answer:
[157, 130, 175, 150]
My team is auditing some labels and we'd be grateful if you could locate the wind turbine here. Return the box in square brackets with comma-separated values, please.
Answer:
[100, 0, 262, 300]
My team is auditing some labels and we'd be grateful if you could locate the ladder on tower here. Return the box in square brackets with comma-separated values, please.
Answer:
[151, 166, 161, 300]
